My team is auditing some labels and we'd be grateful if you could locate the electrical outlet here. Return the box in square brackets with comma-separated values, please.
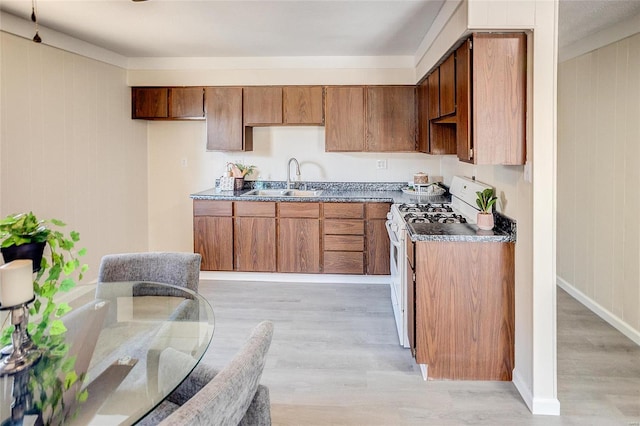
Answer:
[376, 159, 387, 170]
[181, 158, 188, 167]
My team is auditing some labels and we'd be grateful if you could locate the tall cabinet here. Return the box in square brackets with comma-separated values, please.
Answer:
[456, 33, 526, 165]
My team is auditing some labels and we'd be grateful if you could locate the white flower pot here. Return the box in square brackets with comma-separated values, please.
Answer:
[476, 212, 494, 231]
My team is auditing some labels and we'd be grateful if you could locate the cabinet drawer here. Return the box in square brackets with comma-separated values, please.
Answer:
[278, 203, 320, 218]
[235, 201, 276, 217]
[193, 200, 232, 216]
[323, 251, 364, 274]
[324, 235, 364, 251]
[365, 203, 391, 219]
[323, 219, 364, 235]
[324, 203, 364, 219]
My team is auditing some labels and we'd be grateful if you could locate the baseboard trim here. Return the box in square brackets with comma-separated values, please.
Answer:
[512, 369, 561, 415]
[557, 276, 640, 346]
[199, 271, 391, 285]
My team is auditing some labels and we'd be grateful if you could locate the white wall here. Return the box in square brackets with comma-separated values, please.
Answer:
[0, 32, 149, 279]
[557, 32, 640, 343]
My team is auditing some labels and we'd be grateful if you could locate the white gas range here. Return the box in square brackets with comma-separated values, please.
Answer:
[385, 176, 493, 347]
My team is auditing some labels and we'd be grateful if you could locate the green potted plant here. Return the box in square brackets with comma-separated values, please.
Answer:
[476, 188, 497, 230]
[0, 211, 88, 422]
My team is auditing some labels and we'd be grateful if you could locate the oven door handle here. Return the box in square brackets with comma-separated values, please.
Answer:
[385, 220, 402, 248]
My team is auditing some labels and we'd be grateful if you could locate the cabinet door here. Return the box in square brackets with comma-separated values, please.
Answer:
[194, 216, 233, 271]
[472, 33, 526, 165]
[283, 86, 324, 124]
[426, 72, 439, 120]
[234, 217, 276, 272]
[206, 87, 252, 151]
[169, 87, 204, 119]
[278, 218, 320, 273]
[439, 54, 456, 116]
[416, 79, 429, 153]
[243, 87, 283, 125]
[132, 88, 168, 119]
[365, 203, 390, 275]
[455, 40, 472, 162]
[325, 87, 365, 152]
[366, 86, 416, 152]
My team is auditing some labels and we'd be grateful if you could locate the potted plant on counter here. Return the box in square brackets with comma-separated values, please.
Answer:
[227, 162, 256, 191]
[476, 188, 497, 230]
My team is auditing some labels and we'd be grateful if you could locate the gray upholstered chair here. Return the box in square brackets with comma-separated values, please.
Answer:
[97, 252, 202, 293]
[139, 321, 274, 426]
[96, 252, 204, 398]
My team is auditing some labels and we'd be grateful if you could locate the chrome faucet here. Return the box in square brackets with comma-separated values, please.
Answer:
[286, 157, 301, 190]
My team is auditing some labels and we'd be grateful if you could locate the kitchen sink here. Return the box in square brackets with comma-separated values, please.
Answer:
[241, 189, 323, 197]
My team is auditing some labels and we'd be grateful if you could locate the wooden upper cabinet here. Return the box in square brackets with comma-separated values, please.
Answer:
[132, 88, 168, 119]
[416, 79, 429, 153]
[132, 87, 204, 119]
[169, 87, 204, 119]
[206, 87, 252, 151]
[439, 54, 456, 117]
[456, 40, 472, 162]
[366, 86, 416, 152]
[426, 72, 440, 121]
[325, 86, 365, 152]
[283, 86, 324, 125]
[456, 33, 526, 165]
[243, 87, 283, 125]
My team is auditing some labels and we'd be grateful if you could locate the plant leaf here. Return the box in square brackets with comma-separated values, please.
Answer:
[49, 319, 67, 336]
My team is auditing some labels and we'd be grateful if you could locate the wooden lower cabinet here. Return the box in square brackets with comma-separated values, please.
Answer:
[278, 218, 320, 273]
[414, 241, 515, 380]
[365, 203, 391, 275]
[194, 200, 392, 275]
[234, 217, 276, 272]
[193, 200, 234, 271]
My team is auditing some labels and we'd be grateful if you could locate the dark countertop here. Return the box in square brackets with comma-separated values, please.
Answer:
[407, 222, 515, 243]
[190, 181, 516, 243]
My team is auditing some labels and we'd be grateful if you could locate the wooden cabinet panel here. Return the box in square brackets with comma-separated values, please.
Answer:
[132, 88, 168, 119]
[283, 86, 323, 124]
[365, 203, 391, 219]
[323, 220, 364, 235]
[417, 79, 429, 153]
[365, 218, 390, 275]
[278, 202, 320, 218]
[456, 33, 526, 165]
[325, 87, 365, 152]
[243, 87, 283, 125]
[439, 54, 456, 116]
[234, 217, 276, 272]
[278, 218, 320, 273]
[323, 251, 364, 274]
[206, 87, 252, 151]
[193, 200, 232, 217]
[415, 241, 515, 380]
[169, 87, 204, 118]
[235, 201, 276, 217]
[194, 216, 233, 271]
[456, 40, 472, 162]
[426, 72, 439, 120]
[323, 203, 364, 219]
[366, 86, 416, 152]
[324, 235, 364, 251]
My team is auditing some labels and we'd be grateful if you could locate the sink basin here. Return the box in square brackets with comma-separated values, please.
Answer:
[242, 189, 323, 197]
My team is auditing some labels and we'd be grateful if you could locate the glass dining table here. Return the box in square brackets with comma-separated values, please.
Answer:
[0, 281, 215, 425]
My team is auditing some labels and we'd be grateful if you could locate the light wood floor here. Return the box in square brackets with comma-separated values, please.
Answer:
[198, 280, 640, 425]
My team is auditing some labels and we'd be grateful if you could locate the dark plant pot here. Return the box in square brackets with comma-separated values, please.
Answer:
[1, 241, 46, 272]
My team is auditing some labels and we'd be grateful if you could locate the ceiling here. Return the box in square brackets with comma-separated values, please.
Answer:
[1, 0, 639, 59]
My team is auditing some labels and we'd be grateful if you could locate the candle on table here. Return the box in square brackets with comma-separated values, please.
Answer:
[0, 259, 34, 307]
